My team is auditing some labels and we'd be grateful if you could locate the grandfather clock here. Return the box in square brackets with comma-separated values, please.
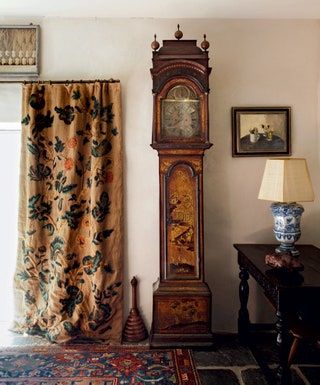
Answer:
[150, 26, 214, 347]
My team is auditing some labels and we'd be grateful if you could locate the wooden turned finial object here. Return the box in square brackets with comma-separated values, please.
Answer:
[174, 24, 183, 40]
[201, 34, 210, 51]
[151, 34, 160, 51]
[123, 276, 148, 342]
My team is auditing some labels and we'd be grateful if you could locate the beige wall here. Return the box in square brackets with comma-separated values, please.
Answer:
[1, 18, 320, 332]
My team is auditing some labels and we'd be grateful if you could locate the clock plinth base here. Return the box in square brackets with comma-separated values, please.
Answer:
[150, 282, 213, 348]
[150, 330, 214, 348]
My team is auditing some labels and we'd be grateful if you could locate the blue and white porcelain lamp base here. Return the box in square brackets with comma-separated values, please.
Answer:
[271, 202, 304, 257]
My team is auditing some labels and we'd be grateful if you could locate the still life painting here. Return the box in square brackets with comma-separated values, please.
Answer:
[232, 107, 291, 157]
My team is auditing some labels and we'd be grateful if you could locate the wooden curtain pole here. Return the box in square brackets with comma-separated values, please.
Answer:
[0, 79, 120, 84]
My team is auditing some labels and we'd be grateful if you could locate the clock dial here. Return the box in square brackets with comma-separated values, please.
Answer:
[161, 85, 200, 138]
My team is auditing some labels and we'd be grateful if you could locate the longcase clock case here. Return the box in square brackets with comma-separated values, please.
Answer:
[149, 27, 214, 348]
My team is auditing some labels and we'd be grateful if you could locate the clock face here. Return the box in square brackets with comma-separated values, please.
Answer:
[161, 85, 200, 139]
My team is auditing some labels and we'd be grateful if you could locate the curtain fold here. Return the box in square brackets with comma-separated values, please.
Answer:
[14, 81, 123, 343]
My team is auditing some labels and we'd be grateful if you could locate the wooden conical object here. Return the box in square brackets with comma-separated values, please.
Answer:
[123, 276, 148, 342]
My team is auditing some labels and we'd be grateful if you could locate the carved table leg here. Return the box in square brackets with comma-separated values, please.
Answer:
[238, 264, 250, 342]
[276, 310, 292, 385]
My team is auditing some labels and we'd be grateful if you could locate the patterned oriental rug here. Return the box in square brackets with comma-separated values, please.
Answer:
[0, 345, 200, 385]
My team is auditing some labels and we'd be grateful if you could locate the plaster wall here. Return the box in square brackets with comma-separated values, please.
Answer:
[0, 18, 319, 332]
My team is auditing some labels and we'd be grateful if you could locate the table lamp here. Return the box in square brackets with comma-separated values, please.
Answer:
[258, 158, 314, 256]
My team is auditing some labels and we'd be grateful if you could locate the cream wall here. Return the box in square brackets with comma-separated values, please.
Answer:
[1, 18, 320, 332]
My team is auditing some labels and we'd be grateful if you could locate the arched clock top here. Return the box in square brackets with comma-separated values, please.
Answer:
[151, 27, 211, 93]
[152, 76, 210, 148]
[167, 85, 196, 99]
[151, 28, 212, 151]
[151, 60, 210, 94]
[158, 77, 204, 99]
[161, 159, 202, 176]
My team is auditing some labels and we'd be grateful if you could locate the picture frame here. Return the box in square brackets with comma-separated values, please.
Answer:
[0, 25, 40, 76]
[232, 107, 291, 157]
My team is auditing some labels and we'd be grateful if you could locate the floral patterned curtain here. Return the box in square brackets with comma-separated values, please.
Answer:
[14, 81, 123, 343]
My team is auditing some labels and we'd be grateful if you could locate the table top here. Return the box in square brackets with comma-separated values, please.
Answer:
[234, 244, 320, 290]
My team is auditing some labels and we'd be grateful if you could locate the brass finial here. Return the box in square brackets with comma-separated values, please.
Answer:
[174, 24, 183, 40]
[201, 34, 210, 51]
[151, 34, 160, 51]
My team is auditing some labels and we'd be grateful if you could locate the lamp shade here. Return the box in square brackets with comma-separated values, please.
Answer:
[258, 158, 314, 202]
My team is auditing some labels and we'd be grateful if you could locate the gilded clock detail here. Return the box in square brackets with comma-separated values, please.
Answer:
[154, 298, 209, 334]
[161, 85, 200, 138]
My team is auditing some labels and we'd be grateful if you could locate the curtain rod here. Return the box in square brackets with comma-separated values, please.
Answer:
[0, 79, 120, 84]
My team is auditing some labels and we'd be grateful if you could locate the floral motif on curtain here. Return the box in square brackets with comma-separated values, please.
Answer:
[14, 82, 123, 343]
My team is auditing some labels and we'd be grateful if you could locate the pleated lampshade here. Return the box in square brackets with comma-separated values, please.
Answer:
[258, 158, 314, 203]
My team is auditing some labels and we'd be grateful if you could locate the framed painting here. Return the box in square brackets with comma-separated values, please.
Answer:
[232, 107, 291, 157]
[0, 25, 40, 76]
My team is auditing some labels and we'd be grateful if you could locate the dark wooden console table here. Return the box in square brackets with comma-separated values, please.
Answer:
[234, 244, 320, 385]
